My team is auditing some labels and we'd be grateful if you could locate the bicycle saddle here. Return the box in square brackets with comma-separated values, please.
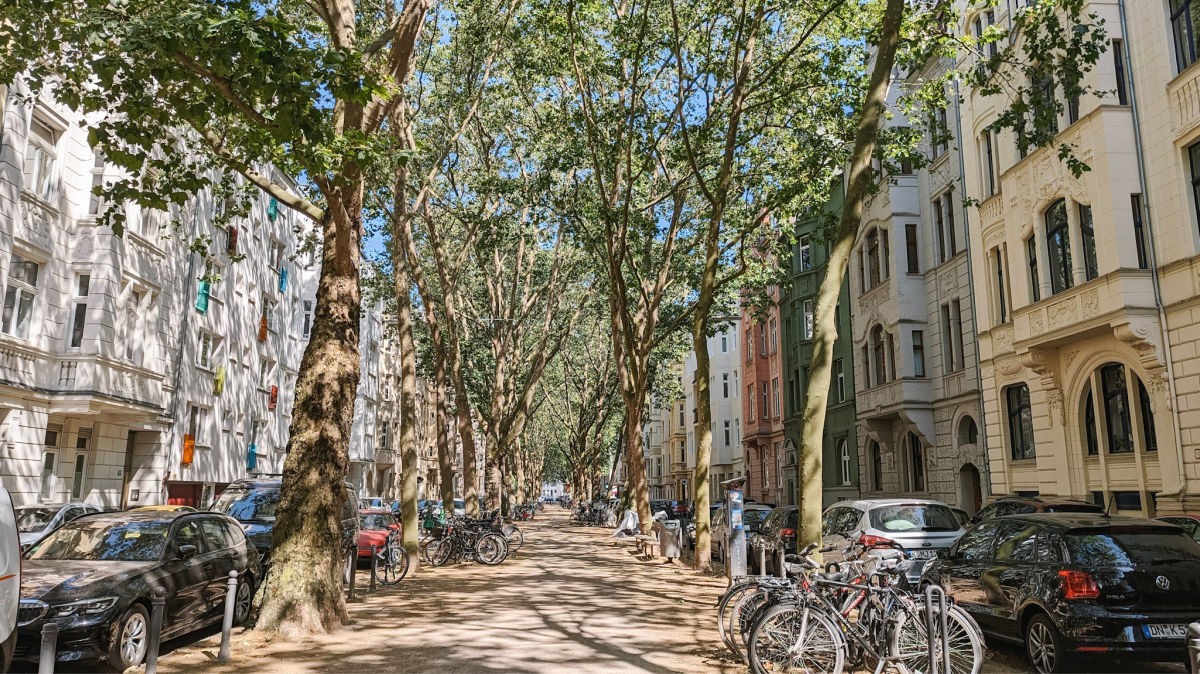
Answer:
[817, 571, 847, 583]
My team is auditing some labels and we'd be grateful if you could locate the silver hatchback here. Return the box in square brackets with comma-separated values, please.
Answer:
[822, 498, 965, 582]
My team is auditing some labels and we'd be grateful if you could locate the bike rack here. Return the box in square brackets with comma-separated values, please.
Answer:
[923, 584, 952, 674]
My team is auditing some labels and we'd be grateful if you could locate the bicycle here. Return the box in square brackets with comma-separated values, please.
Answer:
[373, 530, 410, 585]
[428, 517, 509, 566]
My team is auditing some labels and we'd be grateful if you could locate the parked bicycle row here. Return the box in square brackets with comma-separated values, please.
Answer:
[568, 501, 618, 527]
[418, 506, 525, 567]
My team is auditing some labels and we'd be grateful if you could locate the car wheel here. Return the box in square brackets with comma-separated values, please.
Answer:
[106, 604, 150, 672]
[232, 575, 253, 626]
[1025, 613, 1073, 674]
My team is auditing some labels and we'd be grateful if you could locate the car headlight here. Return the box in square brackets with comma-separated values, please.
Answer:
[48, 597, 119, 619]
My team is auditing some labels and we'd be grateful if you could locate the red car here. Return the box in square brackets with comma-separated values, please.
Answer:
[357, 508, 401, 560]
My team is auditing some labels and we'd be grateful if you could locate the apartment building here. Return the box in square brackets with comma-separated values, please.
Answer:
[741, 290, 787, 506]
[0, 82, 311, 508]
[780, 185, 862, 507]
[681, 320, 743, 504]
[957, 0, 1200, 516]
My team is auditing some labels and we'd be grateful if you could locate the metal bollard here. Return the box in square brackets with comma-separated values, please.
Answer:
[145, 586, 166, 674]
[1187, 622, 1200, 674]
[346, 547, 357, 602]
[758, 546, 766, 576]
[218, 570, 239, 662]
[38, 622, 57, 674]
[923, 584, 951, 674]
[777, 546, 786, 579]
[369, 545, 378, 592]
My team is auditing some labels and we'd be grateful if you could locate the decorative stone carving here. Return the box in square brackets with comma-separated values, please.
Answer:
[1029, 311, 1045, 336]
[1148, 371, 1172, 411]
[1063, 350, 1079, 371]
[1048, 298, 1078, 330]
[1081, 289, 1100, 319]
[1045, 390, 1064, 429]
[1114, 316, 1166, 369]
[995, 355, 1023, 377]
[983, 224, 1006, 250]
[993, 325, 1015, 354]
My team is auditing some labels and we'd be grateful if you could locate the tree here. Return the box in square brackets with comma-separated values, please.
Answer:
[1, 0, 433, 635]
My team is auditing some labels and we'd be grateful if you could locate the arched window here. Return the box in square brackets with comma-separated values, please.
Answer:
[907, 432, 925, 492]
[838, 439, 851, 486]
[869, 440, 883, 491]
[1045, 200, 1073, 295]
[1005, 383, 1035, 460]
[1081, 362, 1156, 455]
[958, 416, 979, 446]
[872, 325, 887, 386]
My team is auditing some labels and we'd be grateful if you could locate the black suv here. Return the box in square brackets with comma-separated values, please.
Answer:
[210, 477, 359, 563]
[748, 505, 798, 575]
[967, 496, 1102, 528]
[922, 513, 1200, 673]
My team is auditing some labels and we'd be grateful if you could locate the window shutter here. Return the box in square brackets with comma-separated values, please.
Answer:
[258, 316, 268, 342]
[182, 434, 195, 465]
[278, 267, 288, 292]
[195, 281, 210, 314]
[268, 385, 279, 410]
[246, 443, 258, 471]
[267, 197, 279, 221]
[213, 366, 226, 395]
[227, 226, 239, 255]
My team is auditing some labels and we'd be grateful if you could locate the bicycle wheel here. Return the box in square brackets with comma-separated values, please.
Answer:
[379, 537, 410, 586]
[889, 604, 984, 674]
[747, 602, 845, 674]
[730, 587, 771, 663]
[717, 582, 758, 658]
[504, 526, 523, 554]
[429, 538, 455, 567]
[475, 533, 509, 565]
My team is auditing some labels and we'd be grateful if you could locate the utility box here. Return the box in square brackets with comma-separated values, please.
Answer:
[655, 519, 683, 560]
[722, 476, 748, 581]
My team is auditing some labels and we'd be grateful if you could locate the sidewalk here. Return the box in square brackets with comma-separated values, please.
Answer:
[161, 508, 738, 673]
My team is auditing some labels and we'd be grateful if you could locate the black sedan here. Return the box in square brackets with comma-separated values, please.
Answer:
[922, 513, 1200, 673]
[15, 510, 260, 671]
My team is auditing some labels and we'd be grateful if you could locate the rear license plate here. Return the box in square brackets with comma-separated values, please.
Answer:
[908, 549, 937, 560]
[1143, 624, 1187, 639]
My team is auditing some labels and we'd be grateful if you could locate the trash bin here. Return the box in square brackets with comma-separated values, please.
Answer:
[655, 519, 683, 559]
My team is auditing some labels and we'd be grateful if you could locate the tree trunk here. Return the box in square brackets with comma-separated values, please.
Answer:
[622, 401, 651, 533]
[691, 319, 714, 572]
[433, 348, 456, 509]
[258, 187, 362, 636]
[394, 260, 421, 564]
[797, 0, 905, 549]
[451, 374, 480, 516]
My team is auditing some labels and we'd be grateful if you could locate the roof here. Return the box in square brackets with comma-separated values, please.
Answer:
[835, 498, 955, 510]
[74, 509, 211, 524]
[999, 513, 1176, 530]
[359, 508, 393, 515]
[993, 495, 1097, 506]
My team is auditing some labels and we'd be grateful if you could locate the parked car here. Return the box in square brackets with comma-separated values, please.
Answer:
[749, 505, 798, 574]
[15, 510, 261, 671]
[649, 500, 670, 517]
[356, 509, 401, 562]
[130, 505, 197, 513]
[1156, 514, 1200, 543]
[711, 503, 772, 562]
[922, 513, 1200, 673]
[822, 499, 965, 583]
[0, 487, 19, 674]
[15, 502, 103, 551]
[967, 496, 1103, 528]
[359, 496, 386, 509]
[210, 478, 359, 563]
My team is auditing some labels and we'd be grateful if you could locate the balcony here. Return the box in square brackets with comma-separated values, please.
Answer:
[856, 377, 934, 443]
[1012, 271, 1158, 354]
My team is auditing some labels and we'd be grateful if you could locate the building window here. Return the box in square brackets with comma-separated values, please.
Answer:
[982, 131, 997, 197]
[907, 432, 925, 492]
[1131, 194, 1148, 270]
[39, 451, 57, 501]
[905, 223, 919, 274]
[188, 405, 210, 448]
[1113, 39, 1129, 105]
[942, 192, 957, 259]
[123, 287, 144, 364]
[933, 108, 949, 158]
[839, 439, 851, 486]
[952, 300, 965, 371]
[24, 116, 59, 202]
[1079, 204, 1098, 281]
[1005, 383, 1035, 460]
[1172, 0, 1199, 73]
[1034, 73, 1060, 135]
[799, 236, 812, 272]
[745, 328, 753, 360]
[196, 330, 214, 369]
[1101, 363, 1134, 454]
[870, 441, 883, 491]
[2, 254, 40, 339]
[262, 294, 278, 333]
[772, 378, 781, 418]
[1045, 200, 1073, 295]
[747, 385, 755, 420]
[866, 229, 881, 289]
[68, 274, 89, 348]
[1027, 237, 1041, 302]
[769, 319, 778, 353]
[720, 335, 727, 353]
[934, 198, 947, 263]
[761, 382, 769, 421]
[70, 452, 87, 500]
[993, 246, 1009, 323]
[88, 153, 106, 216]
[834, 358, 845, 402]
[722, 372, 729, 399]
[861, 344, 871, 389]
[912, 330, 926, 378]
[1084, 390, 1099, 456]
[941, 304, 955, 373]
[724, 421, 731, 447]
[802, 300, 814, 341]
[759, 325, 767, 358]
[302, 300, 313, 338]
[1067, 94, 1080, 124]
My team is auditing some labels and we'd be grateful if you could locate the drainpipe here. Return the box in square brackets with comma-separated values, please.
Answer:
[951, 74, 993, 499]
[1118, 0, 1187, 501]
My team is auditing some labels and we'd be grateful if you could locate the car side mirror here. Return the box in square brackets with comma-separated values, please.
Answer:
[176, 544, 198, 561]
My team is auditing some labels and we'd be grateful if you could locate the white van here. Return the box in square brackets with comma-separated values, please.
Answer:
[0, 488, 17, 673]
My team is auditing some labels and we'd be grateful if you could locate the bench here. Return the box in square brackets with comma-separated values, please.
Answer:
[634, 534, 658, 557]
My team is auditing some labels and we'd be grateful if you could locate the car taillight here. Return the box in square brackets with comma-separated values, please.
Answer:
[1058, 569, 1100, 599]
[780, 528, 796, 538]
[859, 533, 896, 548]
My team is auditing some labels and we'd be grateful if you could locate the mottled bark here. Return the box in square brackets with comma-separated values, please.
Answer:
[433, 347, 456, 508]
[394, 259, 421, 563]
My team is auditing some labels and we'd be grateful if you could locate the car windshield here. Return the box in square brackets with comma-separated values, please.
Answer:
[16, 507, 57, 533]
[28, 520, 170, 561]
[869, 504, 960, 533]
[453, 499, 464, 509]
[211, 486, 279, 522]
[744, 509, 771, 524]
[1065, 529, 1200, 566]
[360, 514, 393, 530]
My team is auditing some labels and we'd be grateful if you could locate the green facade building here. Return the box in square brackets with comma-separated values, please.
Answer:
[781, 184, 859, 507]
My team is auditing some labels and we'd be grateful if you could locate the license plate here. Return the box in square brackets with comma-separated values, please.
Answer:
[1143, 624, 1187, 639]
[908, 549, 937, 560]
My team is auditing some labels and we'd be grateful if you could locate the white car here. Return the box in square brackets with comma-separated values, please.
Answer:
[0, 487, 19, 672]
[15, 502, 102, 550]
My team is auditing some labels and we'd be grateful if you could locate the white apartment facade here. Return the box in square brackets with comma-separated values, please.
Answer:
[682, 320, 744, 504]
[0, 82, 311, 508]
